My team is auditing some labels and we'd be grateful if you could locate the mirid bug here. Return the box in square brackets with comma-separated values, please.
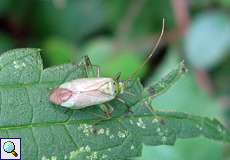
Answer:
[50, 78, 124, 109]
[49, 19, 165, 116]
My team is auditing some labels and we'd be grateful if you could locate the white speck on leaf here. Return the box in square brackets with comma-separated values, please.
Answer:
[14, 64, 20, 69]
[41, 156, 49, 160]
[152, 118, 159, 123]
[130, 145, 135, 150]
[51, 156, 57, 160]
[41, 156, 57, 160]
[217, 125, 223, 132]
[64, 155, 68, 159]
[87, 152, 98, 160]
[102, 154, 108, 159]
[136, 118, 146, 129]
[97, 128, 105, 135]
[13, 60, 25, 69]
[70, 149, 79, 159]
[79, 147, 84, 152]
[22, 62, 26, 67]
[162, 136, 167, 143]
[117, 131, 126, 138]
[69, 145, 92, 159]
[129, 119, 134, 125]
[196, 124, 202, 130]
[105, 128, 110, 136]
[78, 124, 93, 136]
[109, 134, 114, 139]
[85, 145, 91, 152]
[159, 132, 164, 136]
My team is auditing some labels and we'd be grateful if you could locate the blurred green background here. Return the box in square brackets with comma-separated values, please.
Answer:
[1, 0, 230, 159]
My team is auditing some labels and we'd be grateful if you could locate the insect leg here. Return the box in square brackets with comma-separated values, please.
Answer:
[79, 56, 100, 77]
[90, 116, 109, 135]
[94, 65, 101, 77]
[89, 103, 114, 134]
[88, 64, 100, 77]
[122, 90, 136, 97]
[113, 72, 121, 81]
[116, 97, 133, 115]
[143, 100, 165, 124]
[143, 100, 155, 113]
[99, 103, 114, 118]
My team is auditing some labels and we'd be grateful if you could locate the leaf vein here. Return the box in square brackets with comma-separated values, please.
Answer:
[31, 128, 39, 160]
[64, 124, 79, 148]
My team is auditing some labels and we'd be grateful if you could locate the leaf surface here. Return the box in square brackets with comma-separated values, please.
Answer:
[0, 49, 229, 160]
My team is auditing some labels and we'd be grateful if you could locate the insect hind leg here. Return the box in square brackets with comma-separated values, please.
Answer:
[99, 103, 114, 118]
[116, 97, 133, 115]
[79, 55, 101, 78]
[94, 65, 100, 77]
[85, 64, 101, 78]
[89, 103, 113, 134]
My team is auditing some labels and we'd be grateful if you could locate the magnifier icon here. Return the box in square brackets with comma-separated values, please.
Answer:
[3, 141, 18, 157]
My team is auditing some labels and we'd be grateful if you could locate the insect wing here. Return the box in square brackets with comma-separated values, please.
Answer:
[59, 78, 117, 108]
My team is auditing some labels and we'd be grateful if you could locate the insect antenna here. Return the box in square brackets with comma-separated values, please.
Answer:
[128, 18, 165, 80]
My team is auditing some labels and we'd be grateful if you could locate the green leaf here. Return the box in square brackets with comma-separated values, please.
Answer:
[0, 48, 229, 160]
